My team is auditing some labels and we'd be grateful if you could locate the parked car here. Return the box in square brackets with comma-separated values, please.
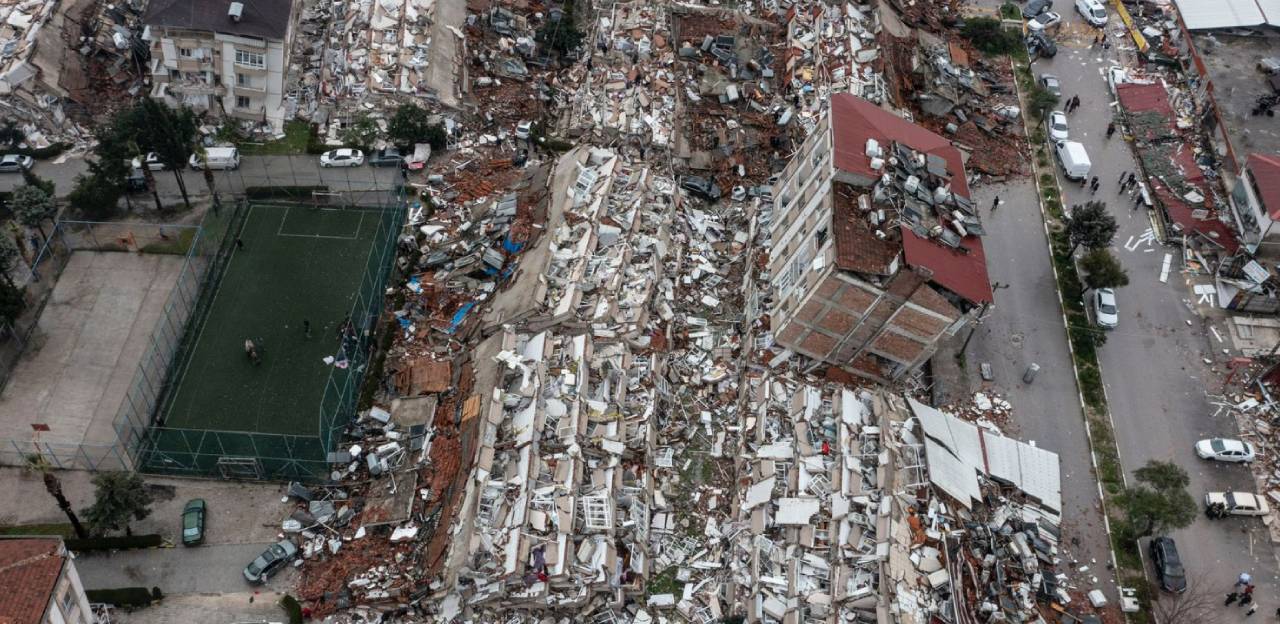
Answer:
[368, 148, 404, 167]
[189, 147, 240, 171]
[680, 176, 722, 202]
[131, 152, 166, 171]
[1150, 537, 1187, 593]
[126, 168, 148, 192]
[1195, 438, 1257, 463]
[1023, 0, 1052, 19]
[1075, 0, 1109, 26]
[1039, 74, 1062, 98]
[243, 539, 298, 583]
[1205, 491, 1271, 517]
[181, 499, 206, 546]
[1046, 111, 1069, 142]
[1106, 65, 1129, 95]
[1027, 32, 1057, 59]
[515, 120, 533, 140]
[320, 148, 364, 168]
[1055, 140, 1091, 180]
[1026, 11, 1062, 32]
[0, 154, 34, 173]
[1093, 288, 1118, 329]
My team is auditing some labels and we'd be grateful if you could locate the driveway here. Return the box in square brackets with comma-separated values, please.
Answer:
[113, 592, 291, 624]
[76, 542, 297, 595]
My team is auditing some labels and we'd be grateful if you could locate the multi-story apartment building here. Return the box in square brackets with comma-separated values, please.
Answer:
[143, 0, 297, 131]
[767, 94, 992, 383]
[0, 538, 97, 624]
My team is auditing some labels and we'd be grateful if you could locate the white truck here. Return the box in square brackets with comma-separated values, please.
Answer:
[1054, 140, 1091, 181]
[189, 146, 240, 171]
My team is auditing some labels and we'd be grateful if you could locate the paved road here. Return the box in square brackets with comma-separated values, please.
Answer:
[964, 178, 1119, 599]
[1032, 0, 1279, 615]
[76, 542, 297, 595]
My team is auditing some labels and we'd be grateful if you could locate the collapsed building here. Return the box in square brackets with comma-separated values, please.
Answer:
[765, 93, 991, 384]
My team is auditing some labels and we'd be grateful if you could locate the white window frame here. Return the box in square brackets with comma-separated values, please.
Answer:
[234, 49, 265, 69]
[235, 95, 251, 109]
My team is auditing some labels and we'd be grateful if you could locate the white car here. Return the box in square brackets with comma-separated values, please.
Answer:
[320, 148, 364, 168]
[131, 152, 166, 171]
[1205, 491, 1271, 517]
[1106, 66, 1128, 96]
[515, 120, 532, 140]
[1027, 11, 1062, 32]
[1075, 0, 1108, 26]
[1047, 111, 1069, 142]
[1195, 438, 1256, 463]
[1093, 288, 1118, 329]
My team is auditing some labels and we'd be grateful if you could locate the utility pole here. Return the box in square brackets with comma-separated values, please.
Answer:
[957, 282, 1010, 359]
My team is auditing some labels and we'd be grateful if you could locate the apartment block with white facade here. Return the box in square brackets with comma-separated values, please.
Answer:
[144, 0, 298, 131]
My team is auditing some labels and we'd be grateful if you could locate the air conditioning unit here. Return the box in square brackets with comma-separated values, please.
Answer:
[934, 184, 950, 203]
[228, 1, 244, 21]
[869, 157, 884, 170]
[904, 175, 920, 194]
[857, 194, 871, 212]
[953, 221, 968, 238]
[865, 138, 882, 158]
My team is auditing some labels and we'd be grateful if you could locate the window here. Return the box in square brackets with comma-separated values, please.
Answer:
[59, 587, 74, 613]
[237, 73, 247, 86]
[178, 47, 193, 57]
[234, 49, 265, 69]
[235, 95, 251, 109]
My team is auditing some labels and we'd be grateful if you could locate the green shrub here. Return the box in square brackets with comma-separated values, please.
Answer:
[280, 595, 304, 624]
[243, 185, 328, 200]
[10, 142, 71, 160]
[85, 587, 156, 607]
[961, 17, 1023, 55]
[65, 534, 163, 551]
[1000, 2, 1021, 19]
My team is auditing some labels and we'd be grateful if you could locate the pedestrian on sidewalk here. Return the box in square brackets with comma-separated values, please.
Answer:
[1227, 592, 1240, 606]
[1090, 177, 1100, 194]
[992, 195, 1000, 211]
[1106, 121, 1116, 139]
[1241, 593, 1254, 607]
[1071, 95, 1081, 111]
[1117, 171, 1130, 185]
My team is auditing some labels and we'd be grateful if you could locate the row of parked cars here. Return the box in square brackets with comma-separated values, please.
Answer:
[1022, 0, 1109, 59]
[179, 498, 298, 584]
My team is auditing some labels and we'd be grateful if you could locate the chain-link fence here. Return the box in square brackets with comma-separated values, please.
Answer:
[126, 198, 405, 482]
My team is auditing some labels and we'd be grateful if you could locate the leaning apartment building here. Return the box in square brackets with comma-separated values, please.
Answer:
[767, 94, 993, 382]
[143, 0, 299, 132]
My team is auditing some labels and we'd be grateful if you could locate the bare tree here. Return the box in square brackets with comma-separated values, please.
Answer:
[1153, 573, 1225, 624]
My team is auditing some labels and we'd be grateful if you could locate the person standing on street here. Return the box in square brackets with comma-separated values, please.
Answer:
[992, 195, 1000, 211]
[1106, 121, 1116, 139]
[1227, 592, 1240, 606]
[1118, 171, 1130, 185]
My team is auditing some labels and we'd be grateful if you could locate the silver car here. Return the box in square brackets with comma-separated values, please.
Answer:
[1195, 438, 1256, 463]
[243, 539, 297, 584]
[0, 154, 34, 173]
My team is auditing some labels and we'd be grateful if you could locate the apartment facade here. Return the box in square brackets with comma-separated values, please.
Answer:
[1229, 153, 1280, 255]
[144, 0, 297, 131]
[767, 94, 992, 383]
[0, 538, 96, 624]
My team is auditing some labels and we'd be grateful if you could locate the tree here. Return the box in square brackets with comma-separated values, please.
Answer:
[536, 3, 584, 59]
[960, 17, 1022, 55]
[0, 233, 21, 288]
[1067, 201, 1118, 256]
[339, 112, 380, 151]
[387, 104, 435, 150]
[1028, 86, 1059, 121]
[1117, 460, 1197, 538]
[21, 169, 54, 198]
[42, 471, 88, 539]
[1153, 573, 1223, 624]
[67, 173, 122, 220]
[83, 472, 154, 536]
[0, 279, 24, 325]
[12, 185, 56, 243]
[1080, 249, 1130, 290]
[140, 99, 198, 209]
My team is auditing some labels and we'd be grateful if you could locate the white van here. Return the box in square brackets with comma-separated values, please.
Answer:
[189, 146, 240, 171]
[1075, 0, 1107, 26]
[1055, 140, 1091, 180]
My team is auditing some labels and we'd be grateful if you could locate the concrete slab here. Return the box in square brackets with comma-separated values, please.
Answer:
[423, 0, 466, 109]
[0, 251, 185, 450]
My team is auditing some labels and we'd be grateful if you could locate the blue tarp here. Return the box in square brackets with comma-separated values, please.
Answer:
[502, 236, 525, 254]
[445, 302, 476, 334]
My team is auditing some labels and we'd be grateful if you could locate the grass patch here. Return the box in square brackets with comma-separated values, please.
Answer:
[140, 228, 197, 255]
[238, 121, 313, 156]
[647, 566, 685, 597]
[0, 523, 74, 537]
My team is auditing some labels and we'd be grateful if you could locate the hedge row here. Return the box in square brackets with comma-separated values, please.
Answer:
[6, 142, 70, 160]
[65, 534, 163, 551]
[85, 587, 162, 607]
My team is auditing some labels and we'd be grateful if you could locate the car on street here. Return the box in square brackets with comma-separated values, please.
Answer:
[1046, 111, 1069, 141]
[368, 148, 404, 167]
[1023, 0, 1052, 19]
[1195, 438, 1256, 463]
[1026, 11, 1062, 32]
[131, 152, 166, 171]
[1205, 491, 1271, 517]
[243, 539, 298, 584]
[1075, 0, 1108, 26]
[320, 148, 364, 168]
[0, 154, 34, 173]
[1106, 65, 1128, 95]
[515, 120, 533, 140]
[1027, 32, 1057, 59]
[1039, 74, 1062, 98]
[1055, 140, 1091, 180]
[680, 176, 722, 202]
[1149, 537, 1187, 593]
[181, 499, 206, 546]
[1093, 288, 1118, 329]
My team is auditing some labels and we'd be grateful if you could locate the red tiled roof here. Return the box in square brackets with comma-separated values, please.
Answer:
[0, 540, 62, 624]
[1151, 178, 1240, 254]
[899, 226, 993, 304]
[1117, 82, 1172, 115]
[832, 183, 899, 275]
[830, 94, 971, 200]
[1170, 143, 1205, 185]
[1248, 153, 1280, 220]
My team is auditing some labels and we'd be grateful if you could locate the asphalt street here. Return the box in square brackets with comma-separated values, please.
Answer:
[75, 541, 297, 595]
[1027, 0, 1279, 615]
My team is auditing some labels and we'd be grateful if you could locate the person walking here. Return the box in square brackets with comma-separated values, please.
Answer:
[1106, 121, 1116, 139]
[1090, 176, 1100, 192]
[992, 195, 1000, 211]
[1117, 171, 1130, 185]
[1238, 572, 1252, 588]
[1240, 592, 1254, 607]
[1227, 592, 1240, 606]
[235, 238, 245, 251]
[1245, 602, 1257, 616]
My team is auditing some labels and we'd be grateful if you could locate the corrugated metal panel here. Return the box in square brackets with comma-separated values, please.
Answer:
[1174, 0, 1264, 29]
[924, 439, 981, 509]
[910, 397, 983, 464]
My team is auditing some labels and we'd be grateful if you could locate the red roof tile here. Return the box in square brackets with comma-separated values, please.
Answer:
[1248, 153, 1280, 220]
[1151, 178, 1240, 254]
[0, 539, 62, 624]
[830, 94, 971, 200]
[832, 183, 899, 274]
[1117, 82, 1172, 115]
[899, 226, 993, 304]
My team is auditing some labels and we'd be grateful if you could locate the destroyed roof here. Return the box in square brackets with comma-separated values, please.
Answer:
[1174, 0, 1280, 29]
[0, 539, 63, 624]
[830, 93, 971, 201]
[1248, 153, 1280, 220]
[900, 225, 993, 304]
[1117, 82, 1173, 116]
[833, 182, 899, 275]
[144, 0, 294, 40]
[1151, 178, 1241, 253]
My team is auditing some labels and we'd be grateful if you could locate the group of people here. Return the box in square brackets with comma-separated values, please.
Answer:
[1062, 94, 1083, 114]
[1225, 572, 1260, 616]
[242, 316, 353, 366]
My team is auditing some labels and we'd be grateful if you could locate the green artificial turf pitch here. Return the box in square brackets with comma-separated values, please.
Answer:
[159, 203, 376, 437]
